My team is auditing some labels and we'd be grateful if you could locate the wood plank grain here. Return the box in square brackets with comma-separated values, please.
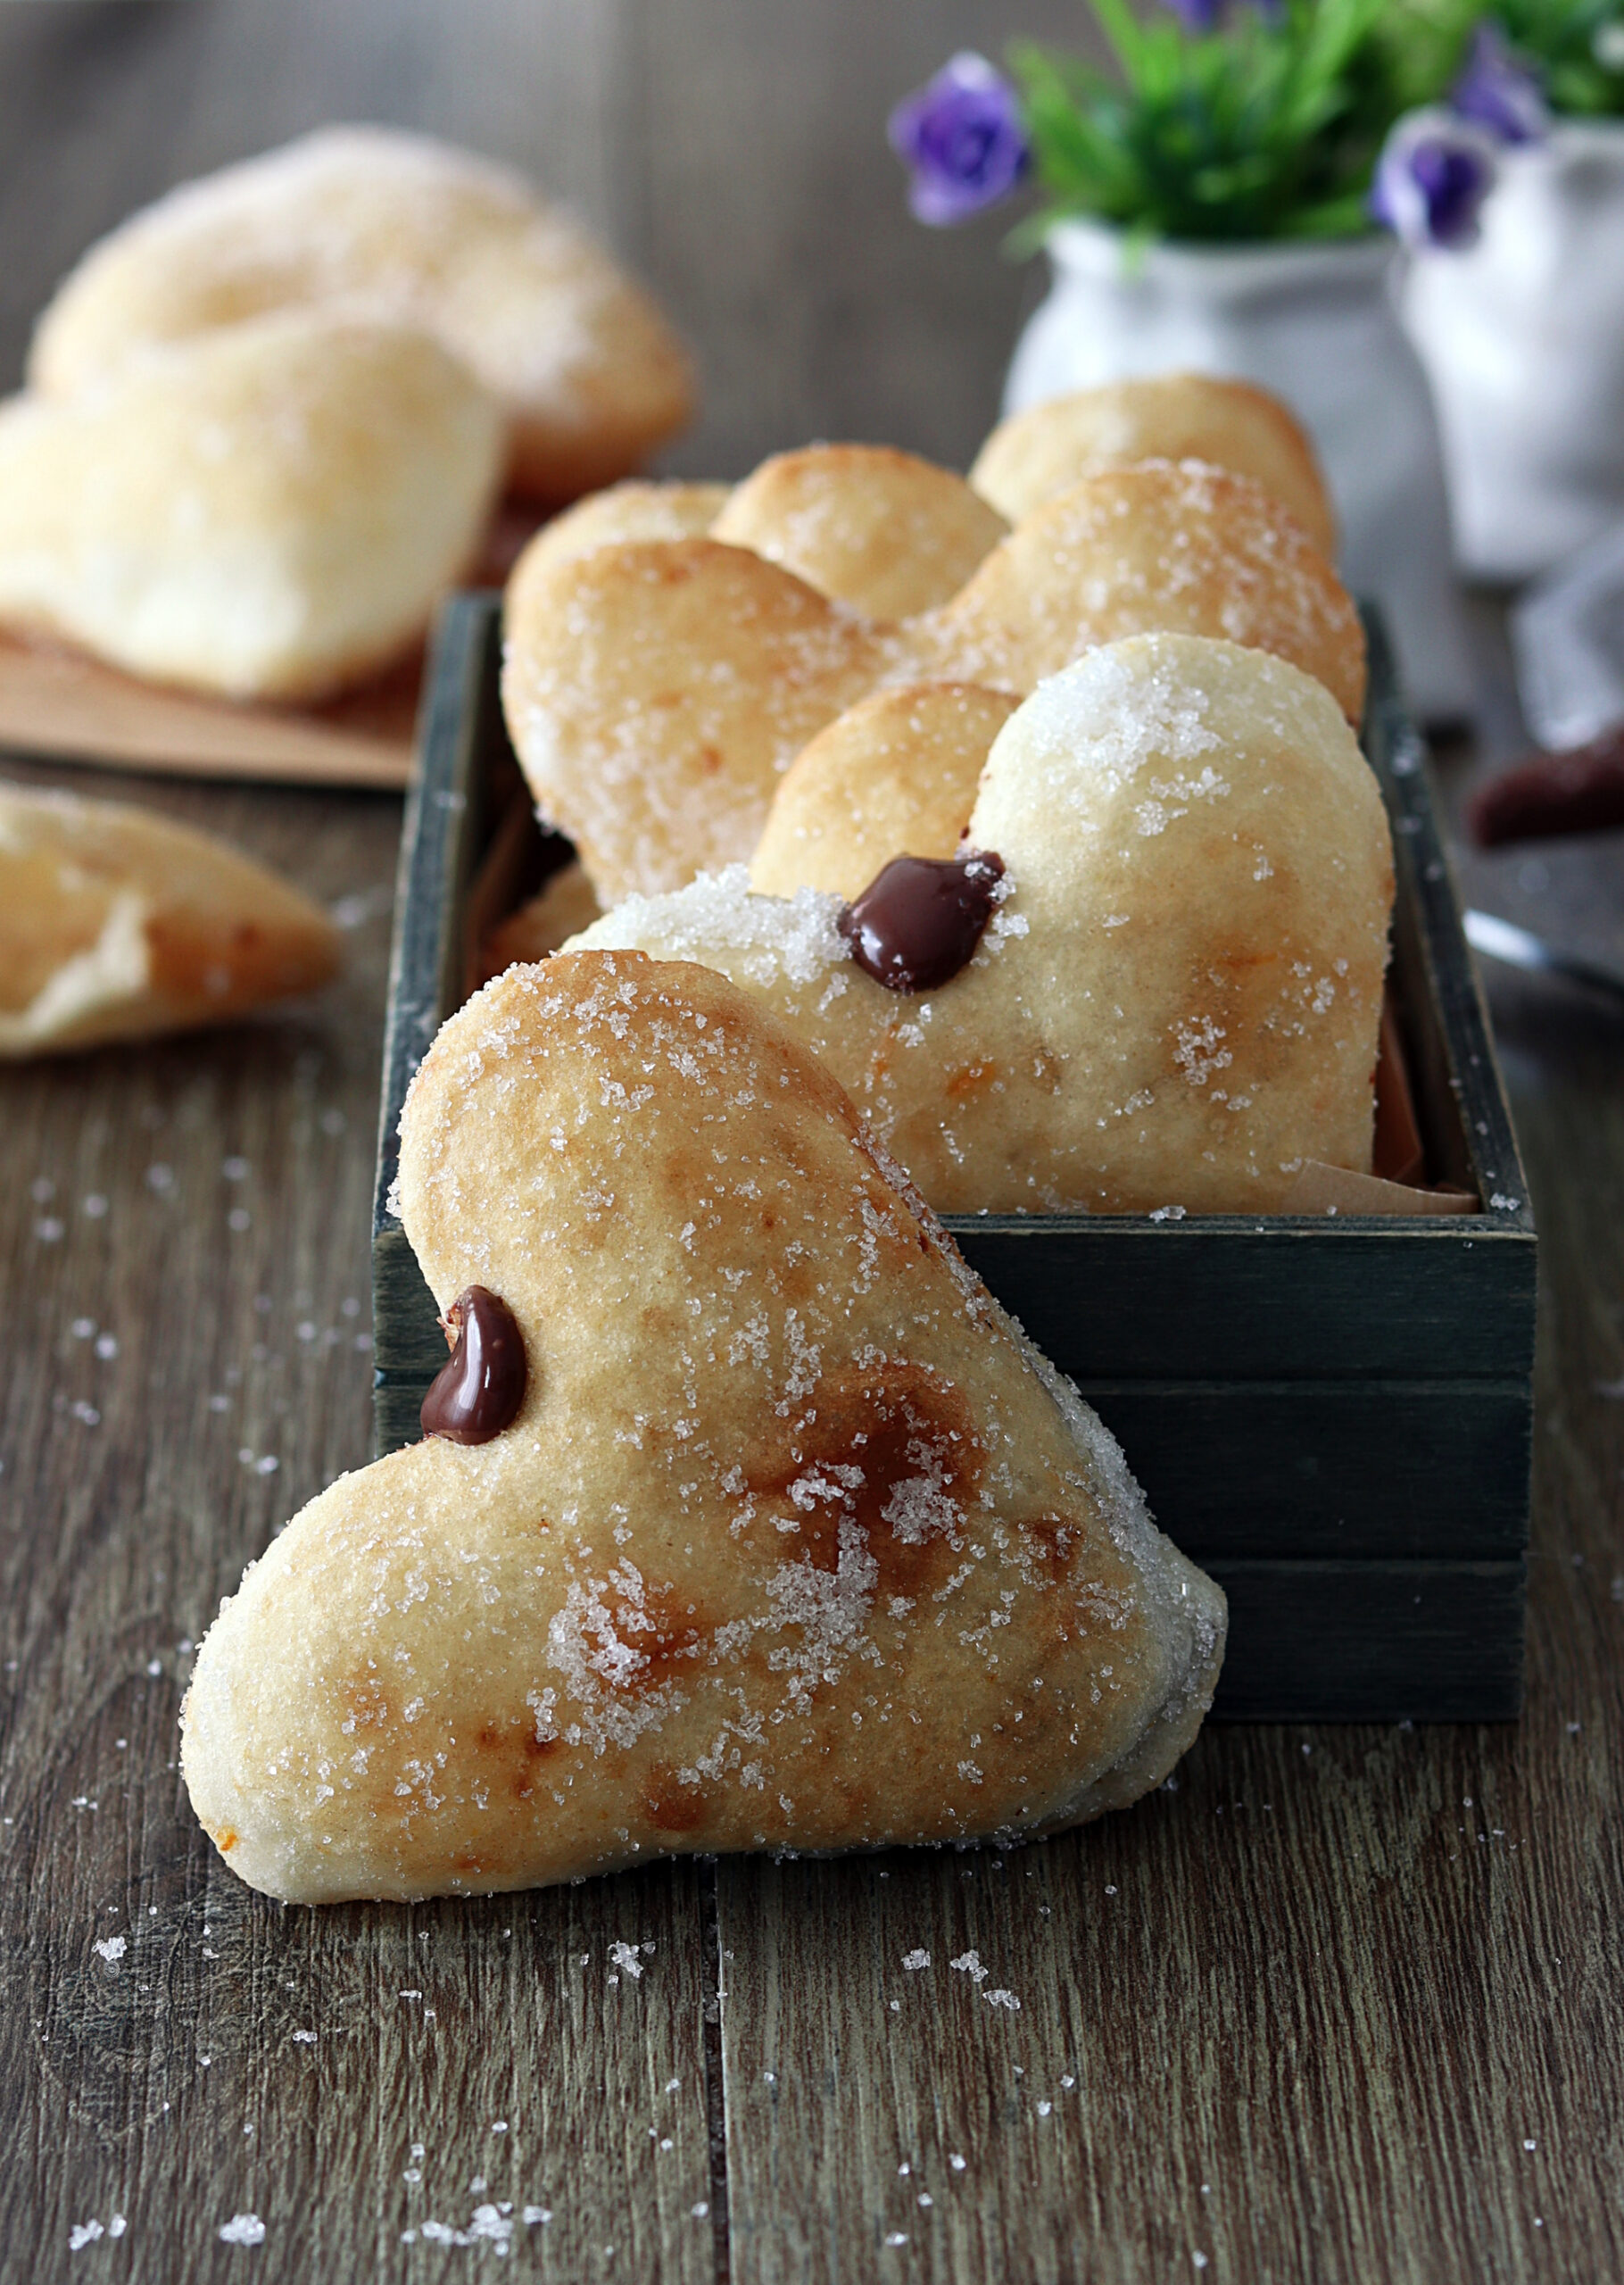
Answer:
[717, 1687, 1622, 2284]
[0, 757, 714, 2283]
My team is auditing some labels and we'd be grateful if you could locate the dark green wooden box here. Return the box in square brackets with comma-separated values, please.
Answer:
[372, 594, 1536, 1723]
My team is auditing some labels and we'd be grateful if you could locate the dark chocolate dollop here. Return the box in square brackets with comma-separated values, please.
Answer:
[420, 1285, 527, 1444]
[837, 850, 1006, 993]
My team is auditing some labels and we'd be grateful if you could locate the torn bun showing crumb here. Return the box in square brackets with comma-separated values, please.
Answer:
[0, 783, 340, 1055]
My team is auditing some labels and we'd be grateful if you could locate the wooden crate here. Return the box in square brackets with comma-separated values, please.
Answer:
[372, 594, 1536, 1723]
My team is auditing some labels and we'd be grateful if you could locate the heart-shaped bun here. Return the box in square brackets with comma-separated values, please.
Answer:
[0, 312, 503, 702]
[574, 635, 1392, 1214]
[750, 683, 1019, 899]
[181, 952, 1224, 1900]
[504, 459, 1363, 905]
[506, 479, 732, 585]
[503, 536, 894, 902]
[925, 461, 1360, 712]
[710, 445, 1010, 618]
[511, 448, 1007, 623]
[29, 126, 694, 504]
[973, 373, 1337, 559]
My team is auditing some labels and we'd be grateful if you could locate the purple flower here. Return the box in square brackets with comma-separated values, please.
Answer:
[1451, 23, 1549, 147]
[888, 52, 1030, 227]
[1161, 0, 1282, 26]
[1371, 109, 1499, 251]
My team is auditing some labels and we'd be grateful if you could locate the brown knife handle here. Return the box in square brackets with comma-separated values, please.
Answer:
[1467, 727, 1624, 848]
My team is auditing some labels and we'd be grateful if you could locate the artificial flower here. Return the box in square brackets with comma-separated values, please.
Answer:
[1451, 21, 1550, 145]
[888, 51, 1030, 226]
[1371, 107, 1499, 249]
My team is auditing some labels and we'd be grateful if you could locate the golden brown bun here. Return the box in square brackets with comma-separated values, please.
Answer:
[750, 683, 1019, 899]
[510, 446, 1005, 621]
[180, 951, 1224, 1901]
[479, 860, 603, 977]
[29, 125, 694, 504]
[926, 461, 1363, 720]
[0, 312, 503, 702]
[503, 536, 891, 903]
[511, 481, 731, 586]
[0, 783, 340, 1055]
[973, 373, 1337, 559]
[503, 460, 1364, 904]
[575, 636, 1392, 1216]
[711, 445, 1009, 618]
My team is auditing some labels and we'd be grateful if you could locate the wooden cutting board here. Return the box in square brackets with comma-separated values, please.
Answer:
[0, 629, 418, 790]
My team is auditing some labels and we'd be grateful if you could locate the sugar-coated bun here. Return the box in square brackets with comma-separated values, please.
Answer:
[29, 125, 694, 503]
[181, 951, 1224, 1900]
[0, 312, 504, 702]
[503, 536, 891, 904]
[0, 783, 340, 1055]
[929, 460, 1364, 723]
[509, 480, 730, 587]
[575, 635, 1393, 1215]
[477, 860, 602, 984]
[750, 683, 1018, 899]
[973, 373, 1337, 560]
[503, 457, 1364, 905]
[513, 445, 1006, 622]
[712, 445, 1009, 619]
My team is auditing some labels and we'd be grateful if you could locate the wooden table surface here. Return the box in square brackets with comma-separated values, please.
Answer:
[2, 6, 1621, 2281]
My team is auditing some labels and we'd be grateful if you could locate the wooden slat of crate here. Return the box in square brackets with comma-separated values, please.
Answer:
[1081, 1381, 1530, 1561]
[372, 598, 501, 1242]
[951, 1220, 1536, 1383]
[1204, 1558, 1525, 1721]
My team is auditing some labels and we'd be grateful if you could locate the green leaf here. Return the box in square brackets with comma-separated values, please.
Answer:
[1083, 0, 1151, 84]
[1004, 0, 1462, 245]
[1281, 192, 1382, 239]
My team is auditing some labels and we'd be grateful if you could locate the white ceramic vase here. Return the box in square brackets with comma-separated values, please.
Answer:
[1400, 120, 1624, 585]
[1003, 219, 1475, 721]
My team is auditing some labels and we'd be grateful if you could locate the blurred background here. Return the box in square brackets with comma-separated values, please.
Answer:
[0, 0, 1112, 478]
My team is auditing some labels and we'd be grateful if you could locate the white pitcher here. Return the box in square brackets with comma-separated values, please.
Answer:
[1401, 120, 1624, 585]
[1004, 218, 1475, 721]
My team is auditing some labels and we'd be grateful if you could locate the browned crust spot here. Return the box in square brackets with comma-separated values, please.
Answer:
[743, 1359, 984, 1600]
[643, 1767, 708, 1832]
